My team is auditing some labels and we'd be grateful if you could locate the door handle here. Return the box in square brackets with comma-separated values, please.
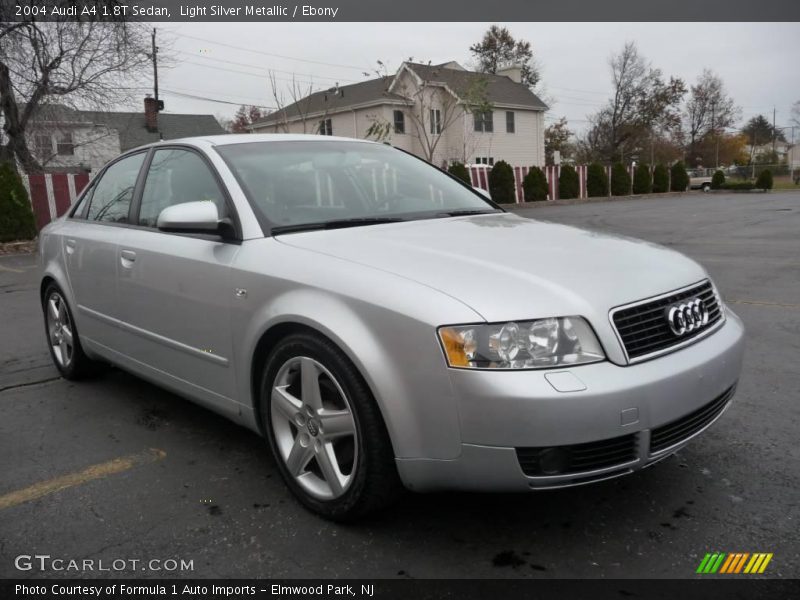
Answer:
[120, 249, 137, 267]
[65, 239, 76, 255]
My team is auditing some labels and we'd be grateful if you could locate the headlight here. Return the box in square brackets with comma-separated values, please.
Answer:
[438, 317, 605, 370]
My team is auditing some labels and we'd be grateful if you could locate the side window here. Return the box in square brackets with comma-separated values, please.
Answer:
[138, 148, 227, 228]
[85, 153, 145, 223]
[70, 181, 95, 219]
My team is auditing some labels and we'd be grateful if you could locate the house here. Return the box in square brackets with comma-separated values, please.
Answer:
[11, 98, 225, 173]
[249, 61, 547, 168]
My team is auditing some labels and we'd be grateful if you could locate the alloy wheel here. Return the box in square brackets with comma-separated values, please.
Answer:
[270, 356, 358, 500]
[46, 292, 74, 368]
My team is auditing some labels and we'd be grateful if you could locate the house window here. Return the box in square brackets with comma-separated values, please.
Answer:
[33, 134, 53, 159]
[475, 157, 494, 166]
[430, 109, 441, 135]
[506, 111, 515, 133]
[473, 111, 494, 133]
[318, 118, 333, 136]
[393, 110, 405, 134]
[56, 131, 75, 155]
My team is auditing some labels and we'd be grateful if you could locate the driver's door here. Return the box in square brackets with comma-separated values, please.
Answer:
[114, 147, 240, 417]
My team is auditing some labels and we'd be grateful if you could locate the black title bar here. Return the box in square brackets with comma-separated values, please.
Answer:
[4, 0, 800, 22]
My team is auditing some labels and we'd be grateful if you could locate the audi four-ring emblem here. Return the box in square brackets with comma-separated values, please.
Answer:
[666, 298, 709, 336]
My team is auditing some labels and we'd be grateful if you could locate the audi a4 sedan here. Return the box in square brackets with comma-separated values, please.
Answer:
[39, 135, 744, 520]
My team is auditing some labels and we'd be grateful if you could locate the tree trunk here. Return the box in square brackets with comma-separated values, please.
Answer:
[0, 61, 43, 173]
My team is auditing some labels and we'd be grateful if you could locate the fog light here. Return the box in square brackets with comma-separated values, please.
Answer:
[538, 447, 569, 475]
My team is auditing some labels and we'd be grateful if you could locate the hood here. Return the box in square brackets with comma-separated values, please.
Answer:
[275, 213, 708, 359]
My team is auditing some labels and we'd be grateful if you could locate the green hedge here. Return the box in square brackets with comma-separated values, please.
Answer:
[0, 162, 37, 242]
[670, 161, 689, 192]
[720, 181, 756, 191]
[755, 169, 773, 191]
[633, 163, 652, 194]
[522, 166, 548, 202]
[652, 164, 669, 193]
[711, 170, 725, 190]
[611, 162, 631, 196]
[586, 163, 608, 197]
[559, 165, 579, 200]
[489, 160, 516, 204]
[447, 162, 471, 185]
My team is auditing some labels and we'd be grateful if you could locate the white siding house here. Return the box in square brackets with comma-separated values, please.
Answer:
[250, 62, 547, 168]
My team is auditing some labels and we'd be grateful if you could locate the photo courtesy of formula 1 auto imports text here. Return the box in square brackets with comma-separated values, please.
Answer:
[0, 1, 798, 599]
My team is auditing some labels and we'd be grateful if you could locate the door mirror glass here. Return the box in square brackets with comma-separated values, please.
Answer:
[157, 201, 220, 233]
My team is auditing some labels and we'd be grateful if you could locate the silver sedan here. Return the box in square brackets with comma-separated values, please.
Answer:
[39, 135, 745, 520]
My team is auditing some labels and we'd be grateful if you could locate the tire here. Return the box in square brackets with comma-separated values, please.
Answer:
[42, 283, 102, 380]
[702, 183, 711, 192]
[260, 331, 401, 521]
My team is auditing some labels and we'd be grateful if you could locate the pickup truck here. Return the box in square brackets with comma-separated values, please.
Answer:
[688, 168, 715, 191]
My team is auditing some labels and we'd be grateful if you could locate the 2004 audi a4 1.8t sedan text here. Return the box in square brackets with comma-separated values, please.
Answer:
[39, 135, 744, 520]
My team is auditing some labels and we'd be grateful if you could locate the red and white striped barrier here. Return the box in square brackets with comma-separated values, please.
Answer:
[21, 172, 90, 230]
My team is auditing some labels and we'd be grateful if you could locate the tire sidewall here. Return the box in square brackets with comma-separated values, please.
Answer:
[42, 283, 82, 379]
[260, 333, 372, 519]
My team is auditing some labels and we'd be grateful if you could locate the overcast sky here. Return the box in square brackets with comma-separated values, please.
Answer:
[142, 22, 800, 137]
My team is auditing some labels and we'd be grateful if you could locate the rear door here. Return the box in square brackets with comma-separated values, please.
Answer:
[61, 151, 146, 349]
[115, 147, 240, 417]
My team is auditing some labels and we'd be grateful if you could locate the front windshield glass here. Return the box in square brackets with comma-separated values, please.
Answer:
[215, 140, 496, 231]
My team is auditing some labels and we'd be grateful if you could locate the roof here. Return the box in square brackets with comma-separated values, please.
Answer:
[401, 62, 548, 110]
[253, 77, 407, 127]
[27, 104, 226, 151]
[131, 133, 379, 150]
[252, 61, 547, 127]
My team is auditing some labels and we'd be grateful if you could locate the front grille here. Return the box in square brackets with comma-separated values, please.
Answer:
[612, 280, 723, 361]
[649, 386, 735, 454]
[517, 433, 638, 477]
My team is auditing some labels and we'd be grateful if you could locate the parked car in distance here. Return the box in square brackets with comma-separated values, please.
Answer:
[688, 168, 715, 191]
[39, 135, 745, 520]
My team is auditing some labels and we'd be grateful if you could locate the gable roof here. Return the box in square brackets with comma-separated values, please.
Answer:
[27, 104, 226, 151]
[403, 62, 548, 110]
[253, 76, 407, 127]
[252, 61, 547, 127]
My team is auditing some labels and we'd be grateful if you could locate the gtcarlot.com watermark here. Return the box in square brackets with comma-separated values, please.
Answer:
[14, 554, 194, 573]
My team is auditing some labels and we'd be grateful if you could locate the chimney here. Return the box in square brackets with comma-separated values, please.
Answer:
[497, 64, 523, 84]
[144, 96, 158, 132]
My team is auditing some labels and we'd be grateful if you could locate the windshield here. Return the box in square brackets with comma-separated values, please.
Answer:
[214, 140, 497, 233]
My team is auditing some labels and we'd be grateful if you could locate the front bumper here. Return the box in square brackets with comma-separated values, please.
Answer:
[396, 308, 745, 492]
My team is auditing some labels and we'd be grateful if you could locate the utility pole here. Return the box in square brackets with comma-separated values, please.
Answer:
[772, 106, 776, 155]
[711, 100, 719, 168]
[151, 28, 159, 104]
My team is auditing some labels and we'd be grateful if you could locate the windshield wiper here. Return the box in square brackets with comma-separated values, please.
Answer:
[436, 209, 501, 217]
[271, 217, 405, 235]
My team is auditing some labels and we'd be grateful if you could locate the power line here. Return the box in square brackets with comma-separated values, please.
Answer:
[172, 32, 370, 72]
[175, 50, 358, 84]
[160, 88, 276, 110]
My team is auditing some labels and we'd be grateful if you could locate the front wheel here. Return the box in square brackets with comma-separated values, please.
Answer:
[702, 183, 711, 192]
[260, 332, 401, 520]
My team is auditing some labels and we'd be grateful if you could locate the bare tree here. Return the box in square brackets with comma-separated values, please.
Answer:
[0, 6, 152, 171]
[791, 100, 800, 128]
[390, 63, 492, 164]
[584, 42, 685, 163]
[267, 71, 332, 134]
[684, 69, 739, 158]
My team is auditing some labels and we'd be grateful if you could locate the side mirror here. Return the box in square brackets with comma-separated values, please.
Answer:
[157, 201, 224, 234]
[473, 186, 492, 200]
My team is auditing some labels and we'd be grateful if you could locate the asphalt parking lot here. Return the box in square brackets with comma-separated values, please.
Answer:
[1, 191, 798, 579]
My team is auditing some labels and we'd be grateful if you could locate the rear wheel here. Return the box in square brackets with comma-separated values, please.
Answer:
[260, 332, 401, 520]
[42, 283, 101, 379]
[702, 183, 711, 192]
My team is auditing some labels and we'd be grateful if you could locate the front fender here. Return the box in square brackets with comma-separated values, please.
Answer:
[231, 241, 482, 460]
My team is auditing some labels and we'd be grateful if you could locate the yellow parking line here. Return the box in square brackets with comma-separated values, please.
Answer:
[0, 448, 166, 511]
[0, 262, 25, 273]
